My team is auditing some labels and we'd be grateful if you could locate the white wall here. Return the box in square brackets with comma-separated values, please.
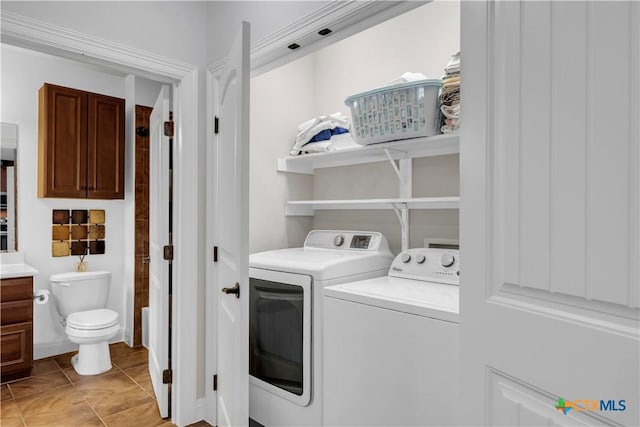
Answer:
[0, 44, 131, 357]
[135, 77, 164, 108]
[311, 0, 461, 254]
[1, 1, 208, 67]
[250, 0, 460, 255]
[312, 0, 460, 115]
[249, 55, 316, 253]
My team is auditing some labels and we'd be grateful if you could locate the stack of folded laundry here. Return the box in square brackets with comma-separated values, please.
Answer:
[439, 50, 460, 134]
[289, 112, 359, 156]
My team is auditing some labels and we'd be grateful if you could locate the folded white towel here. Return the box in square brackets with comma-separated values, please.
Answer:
[291, 112, 351, 152]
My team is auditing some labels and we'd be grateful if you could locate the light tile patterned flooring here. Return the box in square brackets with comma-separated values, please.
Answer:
[0, 343, 175, 427]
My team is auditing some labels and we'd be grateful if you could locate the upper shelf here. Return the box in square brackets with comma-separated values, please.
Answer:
[276, 134, 459, 174]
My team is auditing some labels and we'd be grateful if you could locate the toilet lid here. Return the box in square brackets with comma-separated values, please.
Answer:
[67, 309, 118, 330]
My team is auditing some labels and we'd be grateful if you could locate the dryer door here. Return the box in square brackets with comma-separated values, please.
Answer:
[249, 268, 312, 406]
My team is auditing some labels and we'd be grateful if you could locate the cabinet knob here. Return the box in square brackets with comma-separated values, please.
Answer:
[87, 186, 95, 191]
[81, 185, 87, 190]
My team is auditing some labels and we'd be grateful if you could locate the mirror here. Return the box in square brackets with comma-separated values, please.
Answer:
[1, 123, 18, 252]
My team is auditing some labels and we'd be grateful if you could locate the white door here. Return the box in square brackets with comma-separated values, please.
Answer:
[148, 85, 171, 418]
[461, 2, 639, 426]
[212, 22, 251, 427]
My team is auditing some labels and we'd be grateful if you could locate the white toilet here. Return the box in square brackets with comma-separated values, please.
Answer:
[50, 271, 119, 375]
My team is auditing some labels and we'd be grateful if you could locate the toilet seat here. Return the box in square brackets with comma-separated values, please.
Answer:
[67, 308, 118, 330]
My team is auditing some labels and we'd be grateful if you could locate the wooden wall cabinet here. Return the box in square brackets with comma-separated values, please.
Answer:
[1, 276, 33, 382]
[38, 83, 125, 199]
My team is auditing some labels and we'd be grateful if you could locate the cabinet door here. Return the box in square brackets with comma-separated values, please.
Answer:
[87, 93, 125, 199]
[38, 84, 87, 198]
[0, 322, 33, 379]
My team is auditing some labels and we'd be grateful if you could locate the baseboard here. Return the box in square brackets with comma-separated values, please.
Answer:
[123, 327, 133, 347]
[195, 397, 209, 424]
[34, 328, 126, 359]
[34, 339, 77, 360]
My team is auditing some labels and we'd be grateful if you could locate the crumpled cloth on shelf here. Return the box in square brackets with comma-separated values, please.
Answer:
[290, 112, 351, 154]
[386, 71, 428, 85]
[441, 103, 460, 120]
[290, 132, 360, 155]
[442, 118, 460, 134]
[439, 90, 460, 106]
[307, 127, 349, 144]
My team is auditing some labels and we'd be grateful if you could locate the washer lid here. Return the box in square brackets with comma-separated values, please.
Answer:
[67, 308, 118, 330]
[324, 276, 459, 323]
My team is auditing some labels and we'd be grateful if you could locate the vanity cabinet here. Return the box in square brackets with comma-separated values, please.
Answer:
[37, 83, 125, 199]
[0, 276, 33, 382]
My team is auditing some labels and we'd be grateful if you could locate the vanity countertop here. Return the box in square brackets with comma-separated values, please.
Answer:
[0, 263, 39, 279]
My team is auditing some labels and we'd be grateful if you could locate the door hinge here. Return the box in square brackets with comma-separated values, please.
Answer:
[214, 116, 219, 134]
[162, 369, 173, 384]
[213, 374, 218, 391]
[213, 246, 218, 262]
[163, 245, 174, 261]
[164, 121, 174, 138]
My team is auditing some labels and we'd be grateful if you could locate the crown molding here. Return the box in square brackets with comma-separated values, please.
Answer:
[0, 10, 196, 82]
[208, 0, 426, 76]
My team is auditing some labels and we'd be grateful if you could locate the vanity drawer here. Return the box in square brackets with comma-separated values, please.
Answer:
[0, 277, 33, 302]
[1, 300, 33, 324]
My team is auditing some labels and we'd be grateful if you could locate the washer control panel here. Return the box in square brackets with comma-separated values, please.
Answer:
[389, 248, 460, 285]
[304, 230, 391, 253]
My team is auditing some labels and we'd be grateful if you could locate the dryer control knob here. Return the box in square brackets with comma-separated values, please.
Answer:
[416, 254, 426, 264]
[401, 253, 412, 263]
[333, 234, 345, 247]
[441, 254, 455, 267]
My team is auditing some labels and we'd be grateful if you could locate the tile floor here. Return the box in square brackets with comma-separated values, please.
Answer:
[1, 343, 177, 427]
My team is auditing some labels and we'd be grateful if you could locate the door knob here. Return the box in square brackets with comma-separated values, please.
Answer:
[221, 283, 240, 299]
[142, 256, 150, 264]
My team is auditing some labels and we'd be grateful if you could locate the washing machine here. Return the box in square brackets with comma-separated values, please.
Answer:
[323, 247, 460, 426]
[249, 230, 393, 426]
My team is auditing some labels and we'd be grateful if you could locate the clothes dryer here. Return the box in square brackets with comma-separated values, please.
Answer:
[249, 230, 393, 426]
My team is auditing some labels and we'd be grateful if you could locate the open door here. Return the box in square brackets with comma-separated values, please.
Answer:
[211, 22, 251, 427]
[461, 2, 639, 426]
[148, 85, 171, 418]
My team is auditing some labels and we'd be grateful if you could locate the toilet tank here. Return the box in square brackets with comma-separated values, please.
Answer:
[50, 271, 111, 318]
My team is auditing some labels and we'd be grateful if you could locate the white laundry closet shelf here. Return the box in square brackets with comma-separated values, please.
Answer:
[285, 196, 460, 216]
[277, 134, 459, 174]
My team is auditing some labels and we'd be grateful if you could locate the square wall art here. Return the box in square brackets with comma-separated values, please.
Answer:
[51, 209, 106, 257]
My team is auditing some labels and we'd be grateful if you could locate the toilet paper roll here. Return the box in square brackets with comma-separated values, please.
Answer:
[34, 289, 50, 305]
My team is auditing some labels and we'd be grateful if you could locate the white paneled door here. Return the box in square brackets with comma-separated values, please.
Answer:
[148, 85, 171, 418]
[212, 22, 251, 427]
[461, 1, 639, 426]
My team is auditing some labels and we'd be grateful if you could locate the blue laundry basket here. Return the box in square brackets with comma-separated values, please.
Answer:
[345, 79, 442, 145]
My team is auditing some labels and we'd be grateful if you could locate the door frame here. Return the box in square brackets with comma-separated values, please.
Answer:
[1, 11, 200, 426]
